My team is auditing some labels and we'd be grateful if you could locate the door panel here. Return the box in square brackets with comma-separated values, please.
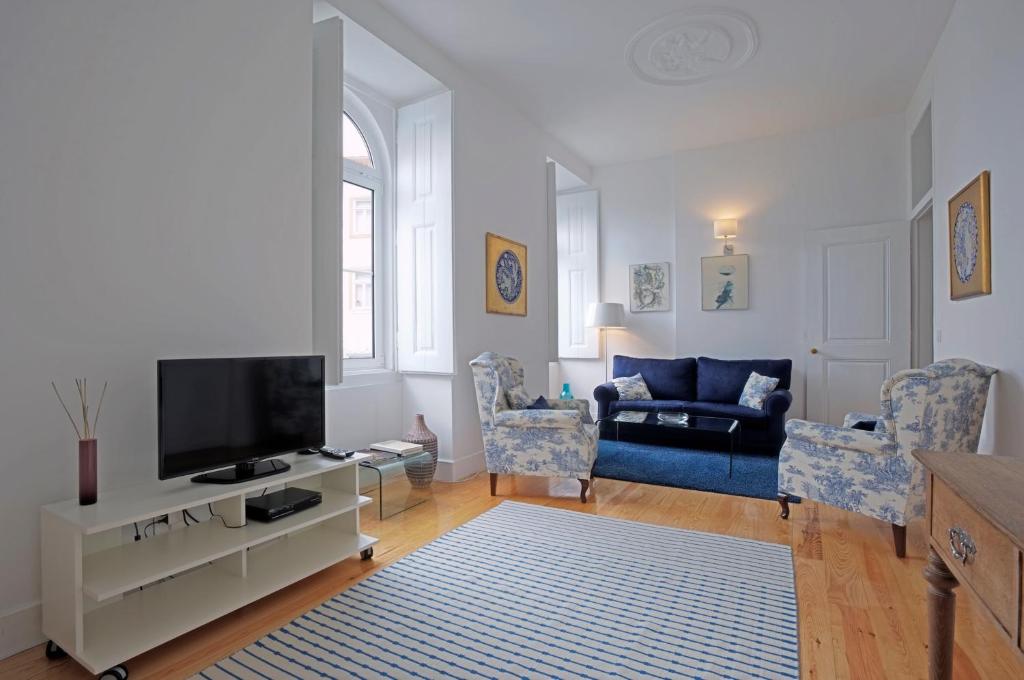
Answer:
[557, 189, 599, 359]
[805, 222, 910, 424]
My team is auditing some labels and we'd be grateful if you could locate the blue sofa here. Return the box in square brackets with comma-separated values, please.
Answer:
[594, 355, 793, 454]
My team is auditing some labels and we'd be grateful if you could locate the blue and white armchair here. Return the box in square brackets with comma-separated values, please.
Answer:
[470, 352, 598, 502]
[777, 358, 996, 556]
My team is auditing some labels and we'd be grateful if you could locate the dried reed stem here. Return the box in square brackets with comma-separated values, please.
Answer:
[91, 381, 108, 436]
[51, 381, 83, 439]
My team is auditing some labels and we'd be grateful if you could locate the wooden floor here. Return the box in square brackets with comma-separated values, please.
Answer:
[4, 474, 1022, 679]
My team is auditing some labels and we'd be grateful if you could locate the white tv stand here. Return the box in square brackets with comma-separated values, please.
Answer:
[40, 452, 376, 678]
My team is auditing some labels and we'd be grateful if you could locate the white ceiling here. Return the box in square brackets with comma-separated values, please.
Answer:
[372, 0, 955, 166]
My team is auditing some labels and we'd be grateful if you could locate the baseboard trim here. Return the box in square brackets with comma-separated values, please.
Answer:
[0, 601, 42, 661]
[437, 450, 484, 482]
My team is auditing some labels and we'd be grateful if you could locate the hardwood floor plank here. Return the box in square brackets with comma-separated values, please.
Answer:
[2, 473, 1021, 679]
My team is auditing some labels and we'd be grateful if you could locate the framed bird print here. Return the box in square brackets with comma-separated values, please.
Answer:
[701, 254, 749, 311]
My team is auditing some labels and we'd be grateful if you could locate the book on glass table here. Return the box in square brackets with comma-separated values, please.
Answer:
[369, 440, 424, 456]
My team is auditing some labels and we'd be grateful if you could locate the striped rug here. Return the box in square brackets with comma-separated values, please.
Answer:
[197, 501, 799, 679]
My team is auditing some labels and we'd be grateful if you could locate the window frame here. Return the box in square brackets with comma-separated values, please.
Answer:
[341, 103, 388, 373]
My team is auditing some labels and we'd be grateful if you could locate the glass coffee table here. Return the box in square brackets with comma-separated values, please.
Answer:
[598, 410, 742, 475]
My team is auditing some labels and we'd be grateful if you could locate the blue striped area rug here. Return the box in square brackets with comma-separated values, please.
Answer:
[196, 501, 799, 679]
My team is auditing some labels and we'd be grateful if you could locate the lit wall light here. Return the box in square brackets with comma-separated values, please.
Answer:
[714, 219, 738, 255]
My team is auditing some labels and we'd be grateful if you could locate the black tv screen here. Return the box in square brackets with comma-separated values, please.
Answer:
[158, 356, 325, 480]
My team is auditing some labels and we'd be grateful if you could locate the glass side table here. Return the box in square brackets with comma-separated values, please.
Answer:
[357, 449, 433, 520]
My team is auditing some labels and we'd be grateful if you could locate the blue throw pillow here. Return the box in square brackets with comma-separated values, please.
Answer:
[527, 396, 551, 410]
[738, 371, 780, 409]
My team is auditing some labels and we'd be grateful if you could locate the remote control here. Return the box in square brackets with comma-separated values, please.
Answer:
[320, 447, 356, 460]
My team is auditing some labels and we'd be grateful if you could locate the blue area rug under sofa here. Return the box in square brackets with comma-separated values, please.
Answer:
[594, 439, 796, 501]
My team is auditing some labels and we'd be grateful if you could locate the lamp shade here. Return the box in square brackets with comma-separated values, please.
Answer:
[714, 219, 738, 239]
[587, 302, 626, 329]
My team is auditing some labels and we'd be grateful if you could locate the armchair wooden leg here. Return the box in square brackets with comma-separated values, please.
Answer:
[892, 523, 907, 558]
[777, 493, 790, 519]
[489, 473, 497, 497]
[579, 478, 590, 503]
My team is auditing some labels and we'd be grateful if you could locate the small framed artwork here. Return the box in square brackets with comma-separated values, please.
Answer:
[701, 254, 749, 311]
[485, 232, 527, 315]
[629, 262, 671, 312]
[948, 170, 991, 300]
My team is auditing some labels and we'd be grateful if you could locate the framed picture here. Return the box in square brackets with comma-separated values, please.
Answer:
[948, 171, 991, 300]
[701, 254, 749, 311]
[629, 262, 671, 312]
[485, 232, 527, 315]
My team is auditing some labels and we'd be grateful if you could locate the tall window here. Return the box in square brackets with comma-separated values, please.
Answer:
[342, 111, 384, 367]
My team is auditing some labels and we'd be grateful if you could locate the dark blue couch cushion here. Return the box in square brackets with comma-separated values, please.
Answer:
[696, 357, 792, 404]
[681, 401, 768, 429]
[613, 356, 697, 401]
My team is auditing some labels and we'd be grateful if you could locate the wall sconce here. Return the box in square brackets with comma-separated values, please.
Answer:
[714, 219, 738, 255]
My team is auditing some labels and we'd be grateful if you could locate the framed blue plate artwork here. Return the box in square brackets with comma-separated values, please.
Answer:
[948, 171, 991, 300]
[486, 232, 527, 315]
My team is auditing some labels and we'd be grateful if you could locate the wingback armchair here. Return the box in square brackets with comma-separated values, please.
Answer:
[470, 352, 598, 502]
[777, 358, 997, 557]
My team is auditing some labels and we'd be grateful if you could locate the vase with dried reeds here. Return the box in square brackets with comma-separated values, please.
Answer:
[52, 379, 107, 505]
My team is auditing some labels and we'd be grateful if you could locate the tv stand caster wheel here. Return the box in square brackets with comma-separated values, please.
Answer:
[45, 640, 68, 660]
[360, 547, 374, 560]
[99, 664, 128, 680]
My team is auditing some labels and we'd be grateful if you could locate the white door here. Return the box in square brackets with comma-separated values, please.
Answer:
[804, 222, 910, 424]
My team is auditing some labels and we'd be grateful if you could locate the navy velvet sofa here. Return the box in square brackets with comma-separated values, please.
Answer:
[594, 355, 793, 454]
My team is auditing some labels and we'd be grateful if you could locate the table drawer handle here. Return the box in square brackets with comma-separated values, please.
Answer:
[948, 526, 977, 565]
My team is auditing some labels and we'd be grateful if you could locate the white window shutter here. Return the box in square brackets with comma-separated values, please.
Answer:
[557, 189, 599, 359]
[396, 91, 454, 374]
[312, 17, 343, 384]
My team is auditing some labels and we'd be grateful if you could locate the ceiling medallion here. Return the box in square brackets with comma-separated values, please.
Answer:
[626, 8, 758, 85]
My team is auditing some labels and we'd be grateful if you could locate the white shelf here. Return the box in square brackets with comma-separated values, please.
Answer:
[43, 452, 369, 535]
[81, 526, 376, 674]
[41, 454, 376, 674]
[83, 490, 372, 601]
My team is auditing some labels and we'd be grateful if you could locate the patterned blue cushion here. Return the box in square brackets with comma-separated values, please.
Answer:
[505, 385, 533, 410]
[611, 373, 653, 401]
[738, 372, 780, 409]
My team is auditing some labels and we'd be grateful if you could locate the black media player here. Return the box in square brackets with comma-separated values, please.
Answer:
[245, 487, 322, 522]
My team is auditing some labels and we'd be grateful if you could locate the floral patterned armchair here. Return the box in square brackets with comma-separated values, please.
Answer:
[777, 358, 996, 556]
[470, 352, 598, 502]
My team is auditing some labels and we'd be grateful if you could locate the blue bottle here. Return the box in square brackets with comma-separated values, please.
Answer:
[560, 383, 573, 400]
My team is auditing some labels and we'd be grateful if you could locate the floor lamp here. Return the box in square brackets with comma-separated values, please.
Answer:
[587, 302, 626, 383]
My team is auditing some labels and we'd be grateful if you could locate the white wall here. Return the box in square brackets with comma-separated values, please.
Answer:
[910, 0, 1024, 454]
[0, 0, 314, 658]
[326, 0, 592, 478]
[559, 156, 677, 413]
[673, 114, 907, 417]
[561, 116, 907, 417]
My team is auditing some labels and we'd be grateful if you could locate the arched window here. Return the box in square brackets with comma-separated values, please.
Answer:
[343, 113, 373, 169]
[341, 99, 388, 368]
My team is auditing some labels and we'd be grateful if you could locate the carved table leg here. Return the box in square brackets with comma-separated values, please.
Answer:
[923, 547, 959, 680]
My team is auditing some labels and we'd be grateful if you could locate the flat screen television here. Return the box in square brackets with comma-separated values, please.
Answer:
[158, 356, 325, 483]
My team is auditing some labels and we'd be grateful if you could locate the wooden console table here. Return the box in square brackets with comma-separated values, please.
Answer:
[914, 450, 1024, 679]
